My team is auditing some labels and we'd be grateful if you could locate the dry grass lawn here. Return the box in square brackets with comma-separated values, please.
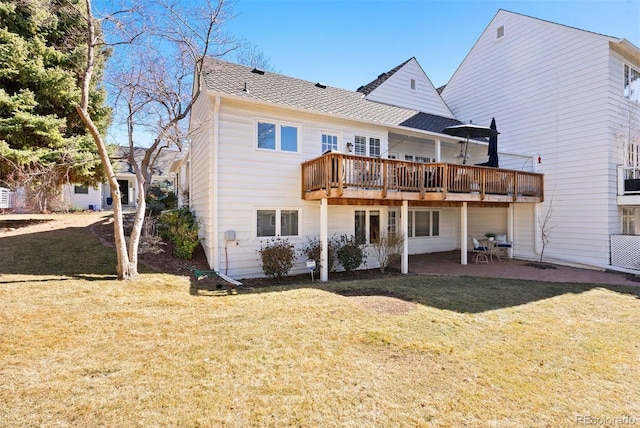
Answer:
[1, 214, 640, 427]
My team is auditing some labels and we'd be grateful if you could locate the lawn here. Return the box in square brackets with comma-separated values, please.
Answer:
[1, 215, 639, 427]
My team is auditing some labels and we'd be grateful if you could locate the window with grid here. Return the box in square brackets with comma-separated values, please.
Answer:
[624, 64, 640, 104]
[322, 133, 338, 152]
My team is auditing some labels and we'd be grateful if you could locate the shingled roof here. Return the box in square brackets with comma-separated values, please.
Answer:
[201, 57, 461, 135]
[356, 57, 413, 95]
[114, 146, 182, 177]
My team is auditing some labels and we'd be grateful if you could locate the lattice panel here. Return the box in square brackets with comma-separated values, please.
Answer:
[610, 234, 640, 270]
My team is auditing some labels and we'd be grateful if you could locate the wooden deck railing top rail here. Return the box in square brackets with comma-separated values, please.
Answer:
[301, 152, 544, 203]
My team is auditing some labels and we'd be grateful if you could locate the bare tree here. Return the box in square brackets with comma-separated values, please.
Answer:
[75, 0, 236, 280]
[537, 202, 554, 265]
[615, 101, 640, 171]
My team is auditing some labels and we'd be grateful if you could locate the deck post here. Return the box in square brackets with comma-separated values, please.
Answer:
[320, 198, 328, 282]
[461, 202, 468, 265]
[401, 200, 409, 274]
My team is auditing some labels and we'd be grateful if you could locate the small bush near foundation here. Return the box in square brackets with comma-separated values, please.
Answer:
[158, 208, 200, 259]
[299, 236, 337, 273]
[372, 233, 405, 273]
[335, 234, 366, 273]
[259, 238, 296, 281]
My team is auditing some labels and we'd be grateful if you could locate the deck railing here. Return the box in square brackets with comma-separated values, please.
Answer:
[301, 152, 543, 202]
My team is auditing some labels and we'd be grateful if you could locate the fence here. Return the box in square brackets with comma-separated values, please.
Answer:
[610, 234, 640, 271]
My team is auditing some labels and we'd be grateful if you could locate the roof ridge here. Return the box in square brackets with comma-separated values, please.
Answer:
[356, 57, 415, 95]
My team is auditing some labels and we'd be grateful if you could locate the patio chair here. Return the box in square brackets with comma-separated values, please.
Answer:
[471, 237, 490, 264]
[494, 234, 513, 260]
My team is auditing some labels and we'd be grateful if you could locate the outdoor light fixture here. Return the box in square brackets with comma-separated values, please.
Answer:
[346, 142, 353, 152]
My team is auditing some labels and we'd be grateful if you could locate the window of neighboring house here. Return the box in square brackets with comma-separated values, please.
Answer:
[497, 25, 505, 39]
[628, 143, 640, 170]
[74, 185, 89, 194]
[354, 135, 382, 157]
[257, 121, 299, 152]
[354, 209, 380, 244]
[322, 133, 338, 152]
[622, 207, 639, 235]
[410, 78, 416, 90]
[407, 210, 440, 237]
[404, 155, 414, 162]
[415, 156, 431, 163]
[257, 209, 299, 237]
[624, 64, 640, 103]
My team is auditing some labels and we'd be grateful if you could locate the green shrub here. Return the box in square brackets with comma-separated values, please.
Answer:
[335, 234, 366, 272]
[258, 238, 296, 281]
[158, 207, 200, 259]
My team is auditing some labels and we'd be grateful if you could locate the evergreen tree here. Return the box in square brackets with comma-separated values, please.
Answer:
[0, 0, 110, 211]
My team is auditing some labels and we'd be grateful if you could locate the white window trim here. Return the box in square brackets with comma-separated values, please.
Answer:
[353, 133, 384, 158]
[255, 118, 301, 154]
[321, 130, 341, 153]
[355, 208, 381, 245]
[407, 209, 440, 238]
[255, 207, 302, 240]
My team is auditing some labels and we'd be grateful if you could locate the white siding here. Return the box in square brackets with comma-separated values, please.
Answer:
[365, 58, 454, 118]
[442, 10, 624, 269]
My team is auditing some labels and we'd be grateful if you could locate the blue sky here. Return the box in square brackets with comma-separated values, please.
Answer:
[224, 0, 640, 90]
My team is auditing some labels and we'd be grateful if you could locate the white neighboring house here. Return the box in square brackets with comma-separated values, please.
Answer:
[441, 9, 640, 272]
[64, 146, 182, 211]
[185, 56, 543, 281]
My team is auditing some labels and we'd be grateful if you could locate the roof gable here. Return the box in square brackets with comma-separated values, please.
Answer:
[357, 58, 454, 118]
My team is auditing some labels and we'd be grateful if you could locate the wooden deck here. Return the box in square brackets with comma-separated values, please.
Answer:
[301, 152, 543, 206]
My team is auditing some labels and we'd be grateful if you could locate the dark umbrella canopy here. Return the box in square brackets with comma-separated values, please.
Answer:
[442, 121, 499, 164]
[475, 118, 499, 168]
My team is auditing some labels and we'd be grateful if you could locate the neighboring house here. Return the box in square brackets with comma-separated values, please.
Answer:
[186, 56, 543, 280]
[441, 10, 640, 272]
[64, 146, 182, 211]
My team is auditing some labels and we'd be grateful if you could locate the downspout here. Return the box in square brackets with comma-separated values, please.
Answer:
[532, 153, 542, 256]
[211, 96, 221, 271]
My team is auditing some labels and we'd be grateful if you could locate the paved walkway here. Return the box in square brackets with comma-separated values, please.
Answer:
[394, 251, 640, 287]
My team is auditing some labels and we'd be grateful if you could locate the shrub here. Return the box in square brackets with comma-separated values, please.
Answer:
[158, 207, 200, 259]
[372, 233, 405, 273]
[299, 236, 336, 273]
[258, 238, 296, 281]
[335, 234, 366, 272]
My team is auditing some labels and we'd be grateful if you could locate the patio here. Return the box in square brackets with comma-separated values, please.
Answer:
[392, 251, 640, 287]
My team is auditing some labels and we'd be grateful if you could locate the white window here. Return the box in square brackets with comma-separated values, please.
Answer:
[388, 210, 398, 235]
[257, 209, 299, 237]
[408, 210, 440, 237]
[355, 209, 380, 244]
[404, 155, 414, 162]
[622, 207, 639, 235]
[415, 156, 431, 163]
[624, 64, 640, 104]
[257, 120, 299, 152]
[354, 134, 382, 157]
[322, 133, 338, 152]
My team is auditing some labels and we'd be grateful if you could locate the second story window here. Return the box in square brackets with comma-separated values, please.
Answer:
[354, 135, 382, 157]
[624, 64, 639, 104]
[257, 121, 299, 152]
[322, 133, 338, 152]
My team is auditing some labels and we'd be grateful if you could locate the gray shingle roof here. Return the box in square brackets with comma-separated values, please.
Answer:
[356, 57, 413, 95]
[114, 146, 181, 176]
[201, 57, 460, 134]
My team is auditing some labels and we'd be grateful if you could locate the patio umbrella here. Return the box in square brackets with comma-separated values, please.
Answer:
[475, 117, 499, 168]
[442, 121, 499, 164]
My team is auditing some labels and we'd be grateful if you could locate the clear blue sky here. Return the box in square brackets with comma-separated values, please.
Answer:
[223, 0, 640, 90]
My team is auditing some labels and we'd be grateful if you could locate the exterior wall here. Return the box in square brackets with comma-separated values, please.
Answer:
[63, 185, 103, 211]
[442, 10, 619, 269]
[365, 58, 454, 118]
